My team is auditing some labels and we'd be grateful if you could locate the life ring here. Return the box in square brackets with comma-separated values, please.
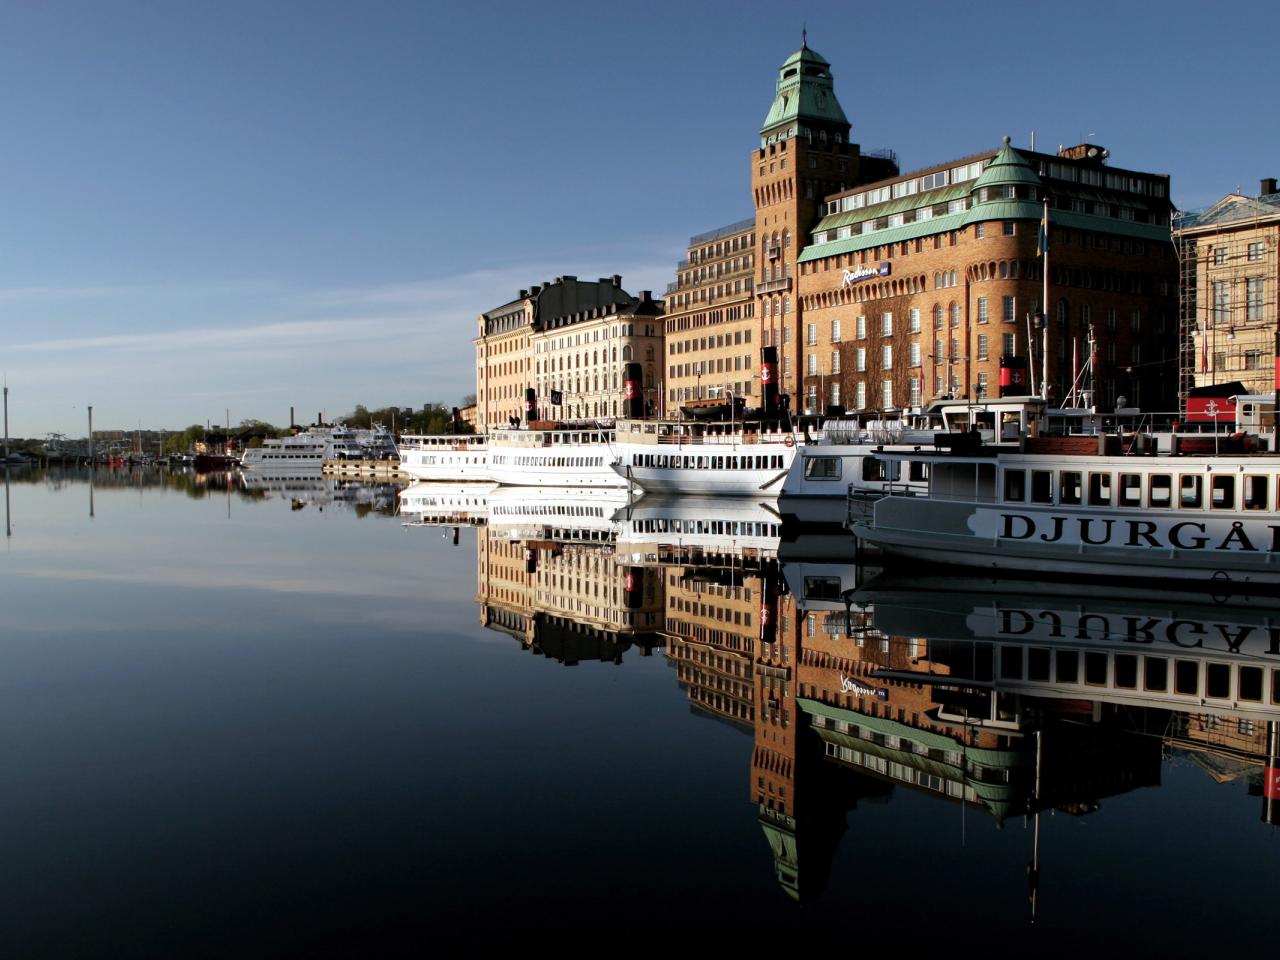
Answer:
[783, 434, 795, 448]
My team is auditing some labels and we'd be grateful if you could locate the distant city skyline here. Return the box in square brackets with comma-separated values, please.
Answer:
[2, 0, 1272, 435]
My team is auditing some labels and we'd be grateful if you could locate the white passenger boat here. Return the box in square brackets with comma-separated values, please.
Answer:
[486, 424, 623, 488]
[241, 424, 397, 471]
[611, 418, 798, 496]
[397, 434, 489, 481]
[780, 397, 1047, 522]
[851, 440, 1280, 589]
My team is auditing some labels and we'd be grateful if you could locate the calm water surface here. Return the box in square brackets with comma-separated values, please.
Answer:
[1, 468, 1277, 952]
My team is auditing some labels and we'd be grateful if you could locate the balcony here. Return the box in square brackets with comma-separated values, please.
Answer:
[756, 276, 792, 295]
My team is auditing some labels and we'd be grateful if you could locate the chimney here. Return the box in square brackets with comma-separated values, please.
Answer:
[611, 274, 622, 287]
[1262, 178, 1277, 197]
[519, 288, 528, 298]
[529, 284, 541, 296]
[640, 290, 652, 303]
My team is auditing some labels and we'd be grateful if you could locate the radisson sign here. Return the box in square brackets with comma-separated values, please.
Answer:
[841, 262, 891, 288]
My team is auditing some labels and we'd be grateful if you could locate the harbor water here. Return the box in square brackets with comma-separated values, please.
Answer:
[1, 467, 1278, 951]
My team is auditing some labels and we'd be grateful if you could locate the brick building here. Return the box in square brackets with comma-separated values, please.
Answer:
[798, 139, 1179, 413]
[664, 42, 1178, 418]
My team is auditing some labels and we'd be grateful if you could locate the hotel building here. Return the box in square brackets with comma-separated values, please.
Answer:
[798, 139, 1179, 413]
[665, 42, 1179, 417]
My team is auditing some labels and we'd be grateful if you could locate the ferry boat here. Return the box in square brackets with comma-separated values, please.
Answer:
[611, 417, 799, 496]
[240, 424, 398, 471]
[397, 434, 489, 481]
[781, 397, 1056, 509]
[485, 423, 623, 488]
[850, 439, 1280, 589]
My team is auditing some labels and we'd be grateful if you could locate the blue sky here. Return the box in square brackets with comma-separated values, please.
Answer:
[1, 0, 1272, 436]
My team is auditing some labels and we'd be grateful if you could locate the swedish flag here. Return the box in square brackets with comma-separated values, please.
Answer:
[1037, 214, 1049, 257]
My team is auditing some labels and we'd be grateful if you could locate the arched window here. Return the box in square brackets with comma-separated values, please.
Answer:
[622, 345, 632, 361]
[949, 302, 960, 327]
[933, 304, 943, 329]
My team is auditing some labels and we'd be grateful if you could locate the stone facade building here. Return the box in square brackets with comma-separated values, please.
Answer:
[1175, 180, 1280, 400]
[474, 275, 660, 430]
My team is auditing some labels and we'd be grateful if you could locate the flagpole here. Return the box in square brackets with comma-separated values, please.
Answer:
[1041, 196, 1050, 400]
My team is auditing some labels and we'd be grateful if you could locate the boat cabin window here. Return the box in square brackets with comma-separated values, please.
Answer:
[1244, 475, 1268, 510]
[1030, 470, 1053, 504]
[1000, 646, 1022, 680]
[1274, 671, 1280, 706]
[1084, 652, 1107, 686]
[1059, 471, 1083, 505]
[1211, 475, 1236, 510]
[1027, 648, 1050, 682]
[908, 461, 929, 482]
[1148, 474, 1172, 509]
[1174, 660, 1199, 696]
[1114, 654, 1138, 689]
[1239, 666, 1263, 702]
[1119, 474, 1142, 508]
[804, 457, 842, 480]
[1144, 657, 1168, 691]
[1206, 663, 1230, 699]
[862, 458, 901, 482]
[1180, 475, 1202, 509]
[1003, 469, 1026, 502]
[1088, 473, 1111, 506]
[1056, 649, 1078, 683]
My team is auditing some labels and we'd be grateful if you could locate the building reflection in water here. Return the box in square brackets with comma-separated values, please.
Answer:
[403, 482, 1280, 908]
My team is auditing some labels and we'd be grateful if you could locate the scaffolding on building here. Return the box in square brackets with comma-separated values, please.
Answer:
[1173, 187, 1280, 409]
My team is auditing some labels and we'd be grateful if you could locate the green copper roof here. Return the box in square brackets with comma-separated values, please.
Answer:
[760, 44, 849, 141]
[971, 137, 1043, 194]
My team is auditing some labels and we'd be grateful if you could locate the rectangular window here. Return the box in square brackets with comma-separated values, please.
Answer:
[1211, 475, 1236, 510]
[1248, 241, 1264, 262]
[976, 372, 988, 398]
[856, 348, 866, 372]
[881, 313, 893, 336]
[807, 323, 817, 345]
[977, 334, 989, 360]
[977, 297, 989, 323]
[831, 351, 841, 375]
[882, 345, 893, 369]
[807, 353, 817, 375]
[909, 343, 921, 366]
[1002, 333, 1015, 357]
[1004, 469, 1026, 502]
[909, 308, 921, 333]
[1060, 471, 1083, 505]
[881, 380, 893, 408]
[1248, 277, 1264, 320]
[975, 222, 986, 239]
[855, 382, 866, 410]
[832, 318, 841, 342]
[856, 315, 866, 339]
[1213, 280, 1230, 322]
[1002, 220, 1015, 236]
[909, 377, 921, 406]
[1213, 246, 1228, 265]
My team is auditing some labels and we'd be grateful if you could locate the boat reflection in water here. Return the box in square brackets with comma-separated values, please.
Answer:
[406, 484, 1280, 910]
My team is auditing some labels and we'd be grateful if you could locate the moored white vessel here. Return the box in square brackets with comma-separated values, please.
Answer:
[851, 440, 1280, 589]
[397, 434, 489, 481]
[486, 423, 623, 488]
[241, 424, 398, 471]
